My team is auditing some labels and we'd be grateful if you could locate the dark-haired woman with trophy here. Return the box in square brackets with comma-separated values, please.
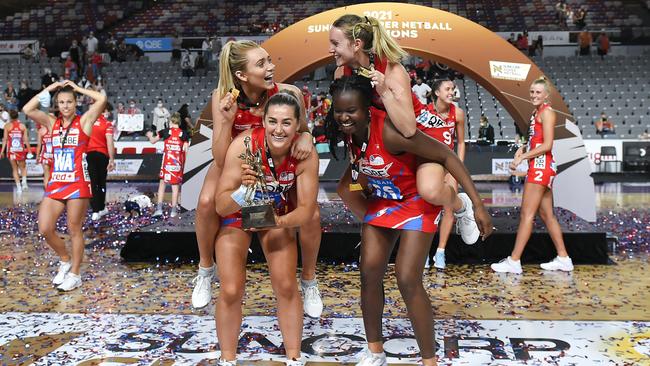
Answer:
[213, 91, 319, 366]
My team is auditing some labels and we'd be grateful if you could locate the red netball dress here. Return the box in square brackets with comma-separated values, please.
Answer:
[38, 126, 54, 167]
[349, 107, 442, 233]
[222, 127, 299, 228]
[158, 126, 189, 185]
[46, 116, 92, 200]
[6, 120, 27, 161]
[526, 103, 557, 188]
[231, 83, 280, 138]
[416, 102, 458, 149]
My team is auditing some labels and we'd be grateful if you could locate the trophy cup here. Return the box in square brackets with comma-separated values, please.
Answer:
[239, 136, 277, 229]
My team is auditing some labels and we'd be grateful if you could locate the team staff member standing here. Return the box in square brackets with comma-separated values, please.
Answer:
[87, 104, 115, 221]
[23, 80, 107, 291]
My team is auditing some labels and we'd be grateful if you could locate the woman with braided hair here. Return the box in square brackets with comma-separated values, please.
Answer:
[325, 74, 492, 366]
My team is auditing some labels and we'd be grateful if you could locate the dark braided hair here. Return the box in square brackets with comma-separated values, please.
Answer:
[324, 75, 373, 160]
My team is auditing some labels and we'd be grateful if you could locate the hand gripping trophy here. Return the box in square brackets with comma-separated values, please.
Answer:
[238, 136, 277, 229]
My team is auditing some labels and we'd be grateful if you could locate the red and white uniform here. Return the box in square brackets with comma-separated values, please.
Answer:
[416, 103, 457, 149]
[158, 127, 189, 185]
[46, 116, 92, 200]
[222, 127, 299, 228]
[38, 127, 54, 167]
[87, 115, 114, 156]
[350, 107, 442, 233]
[231, 83, 280, 138]
[526, 103, 557, 188]
[6, 120, 27, 161]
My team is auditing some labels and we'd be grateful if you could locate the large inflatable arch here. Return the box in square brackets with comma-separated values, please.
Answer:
[182, 2, 596, 221]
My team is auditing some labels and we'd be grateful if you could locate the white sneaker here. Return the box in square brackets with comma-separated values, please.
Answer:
[355, 349, 387, 366]
[454, 193, 480, 244]
[540, 256, 574, 271]
[57, 273, 82, 291]
[217, 359, 236, 366]
[286, 358, 304, 366]
[97, 208, 109, 219]
[16, 185, 22, 194]
[302, 282, 323, 318]
[170, 206, 178, 218]
[152, 208, 163, 217]
[491, 257, 523, 274]
[433, 251, 446, 269]
[91, 212, 100, 221]
[52, 261, 71, 285]
[191, 272, 213, 308]
[21, 180, 28, 190]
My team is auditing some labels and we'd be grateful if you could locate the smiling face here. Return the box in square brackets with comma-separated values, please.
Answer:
[332, 90, 370, 136]
[264, 104, 299, 152]
[328, 27, 357, 67]
[434, 80, 455, 105]
[56, 91, 76, 119]
[529, 83, 548, 107]
[237, 47, 275, 91]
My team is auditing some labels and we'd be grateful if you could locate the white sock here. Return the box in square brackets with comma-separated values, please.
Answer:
[436, 248, 445, 254]
[557, 256, 571, 262]
[508, 256, 520, 263]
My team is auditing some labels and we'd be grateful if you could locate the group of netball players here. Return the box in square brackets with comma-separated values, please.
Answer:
[12, 12, 574, 366]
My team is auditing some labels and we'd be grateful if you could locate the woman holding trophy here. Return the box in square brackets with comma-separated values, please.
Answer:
[213, 91, 319, 366]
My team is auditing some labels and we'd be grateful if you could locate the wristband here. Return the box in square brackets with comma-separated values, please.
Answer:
[230, 185, 248, 207]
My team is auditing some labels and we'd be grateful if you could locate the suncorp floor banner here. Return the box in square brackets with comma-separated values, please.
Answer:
[0, 312, 647, 365]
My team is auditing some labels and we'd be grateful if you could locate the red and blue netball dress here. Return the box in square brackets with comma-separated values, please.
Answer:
[526, 103, 557, 188]
[158, 126, 189, 185]
[46, 116, 92, 200]
[38, 127, 54, 167]
[416, 102, 457, 149]
[7, 120, 27, 161]
[349, 107, 442, 233]
[222, 127, 299, 228]
[231, 83, 280, 138]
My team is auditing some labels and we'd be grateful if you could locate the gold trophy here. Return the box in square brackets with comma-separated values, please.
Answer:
[239, 136, 277, 229]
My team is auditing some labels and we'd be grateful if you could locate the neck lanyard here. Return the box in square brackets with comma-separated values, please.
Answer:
[59, 118, 75, 147]
[347, 123, 370, 192]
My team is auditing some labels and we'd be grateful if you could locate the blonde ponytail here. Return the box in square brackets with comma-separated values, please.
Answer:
[216, 40, 260, 99]
[366, 16, 407, 63]
[532, 75, 551, 94]
[333, 14, 407, 64]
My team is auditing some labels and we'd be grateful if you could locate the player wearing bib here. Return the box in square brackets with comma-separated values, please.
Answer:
[330, 15, 480, 250]
[87, 108, 116, 221]
[191, 41, 323, 318]
[23, 80, 107, 292]
[214, 92, 319, 366]
[491, 77, 572, 275]
[426, 78, 468, 270]
[36, 125, 54, 188]
[47, 115, 91, 200]
[221, 127, 298, 228]
[326, 75, 492, 366]
[354, 107, 442, 233]
[147, 113, 189, 218]
[0, 110, 29, 192]
[525, 103, 557, 188]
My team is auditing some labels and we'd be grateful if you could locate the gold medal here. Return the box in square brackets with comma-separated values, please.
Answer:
[349, 183, 363, 191]
[355, 66, 372, 79]
[229, 88, 240, 98]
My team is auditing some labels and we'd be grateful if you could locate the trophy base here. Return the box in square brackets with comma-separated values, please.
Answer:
[241, 204, 276, 229]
